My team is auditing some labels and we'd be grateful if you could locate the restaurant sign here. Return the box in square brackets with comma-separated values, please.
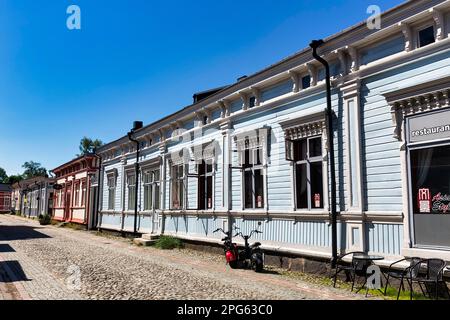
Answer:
[417, 188, 450, 214]
[407, 109, 450, 144]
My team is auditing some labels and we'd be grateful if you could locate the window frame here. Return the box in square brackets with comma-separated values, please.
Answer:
[142, 167, 161, 212]
[197, 159, 215, 210]
[291, 136, 325, 211]
[241, 142, 266, 210]
[73, 181, 80, 208]
[170, 163, 186, 210]
[416, 23, 436, 48]
[126, 172, 137, 212]
[106, 173, 116, 211]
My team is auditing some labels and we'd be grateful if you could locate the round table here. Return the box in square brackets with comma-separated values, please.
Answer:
[353, 254, 385, 261]
[352, 254, 385, 296]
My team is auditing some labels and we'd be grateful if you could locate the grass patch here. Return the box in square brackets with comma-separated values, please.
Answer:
[153, 236, 183, 250]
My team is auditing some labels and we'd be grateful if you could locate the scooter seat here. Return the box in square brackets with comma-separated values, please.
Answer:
[251, 242, 262, 248]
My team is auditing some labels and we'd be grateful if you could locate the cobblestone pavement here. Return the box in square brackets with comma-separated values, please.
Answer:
[0, 214, 371, 300]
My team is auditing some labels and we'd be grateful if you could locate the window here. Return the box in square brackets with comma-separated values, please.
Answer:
[291, 137, 324, 210]
[418, 25, 435, 48]
[127, 173, 136, 211]
[249, 96, 256, 108]
[81, 180, 87, 207]
[242, 142, 265, 209]
[198, 160, 214, 210]
[171, 164, 185, 209]
[107, 175, 116, 210]
[143, 168, 161, 211]
[411, 145, 450, 214]
[302, 75, 311, 89]
[74, 181, 80, 207]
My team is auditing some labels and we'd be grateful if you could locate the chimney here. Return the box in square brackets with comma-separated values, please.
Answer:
[132, 121, 143, 132]
[237, 75, 248, 82]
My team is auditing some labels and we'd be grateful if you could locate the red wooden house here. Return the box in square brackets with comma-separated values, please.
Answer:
[0, 183, 12, 213]
[51, 154, 100, 228]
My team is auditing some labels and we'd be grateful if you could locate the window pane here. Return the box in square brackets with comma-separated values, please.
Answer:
[198, 174, 206, 210]
[206, 163, 213, 173]
[254, 169, 264, 208]
[144, 185, 152, 211]
[207, 176, 213, 209]
[256, 148, 263, 165]
[244, 149, 251, 167]
[154, 184, 160, 210]
[419, 26, 435, 47]
[310, 162, 324, 209]
[293, 140, 307, 161]
[296, 163, 308, 209]
[309, 137, 322, 157]
[154, 169, 160, 182]
[411, 146, 450, 214]
[244, 170, 253, 209]
[249, 96, 256, 108]
[302, 75, 311, 89]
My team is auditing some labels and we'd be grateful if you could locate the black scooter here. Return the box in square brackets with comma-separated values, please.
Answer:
[234, 228, 264, 272]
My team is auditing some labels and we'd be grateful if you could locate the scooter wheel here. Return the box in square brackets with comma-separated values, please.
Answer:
[252, 253, 264, 272]
[229, 260, 238, 269]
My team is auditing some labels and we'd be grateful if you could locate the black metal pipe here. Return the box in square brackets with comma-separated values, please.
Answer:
[95, 153, 102, 232]
[310, 39, 338, 268]
[127, 131, 140, 235]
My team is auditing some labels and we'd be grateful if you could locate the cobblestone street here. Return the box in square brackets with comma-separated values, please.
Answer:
[0, 214, 367, 300]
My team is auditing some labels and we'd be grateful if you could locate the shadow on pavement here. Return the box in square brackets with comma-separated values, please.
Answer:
[0, 225, 51, 241]
[0, 260, 30, 283]
[0, 244, 15, 253]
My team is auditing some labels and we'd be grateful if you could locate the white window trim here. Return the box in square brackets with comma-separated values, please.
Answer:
[233, 127, 270, 212]
[291, 136, 326, 212]
[142, 166, 161, 212]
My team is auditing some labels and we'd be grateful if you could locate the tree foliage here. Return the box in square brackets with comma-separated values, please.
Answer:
[22, 161, 48, 179]
[78, 137, 103, 156]
[0, 167, 7, 183]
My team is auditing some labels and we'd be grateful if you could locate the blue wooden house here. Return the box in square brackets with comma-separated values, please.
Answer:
[96, 0, 450, 264]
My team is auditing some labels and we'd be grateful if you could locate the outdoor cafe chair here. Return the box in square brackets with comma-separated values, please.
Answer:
[350, 256, 373, 295]
[384, 257, 421, 300]
[408, 258, 449, 300]
[331, 251, 365, 288]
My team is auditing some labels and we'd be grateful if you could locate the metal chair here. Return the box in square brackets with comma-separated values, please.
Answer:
[409, 259, 449, 300]
[351, 257, 373, 296]
[331, 251, 364, 288]
[384, 257, 421, 300]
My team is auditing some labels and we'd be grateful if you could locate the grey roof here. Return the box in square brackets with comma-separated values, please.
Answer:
[0, 184, 12, 192]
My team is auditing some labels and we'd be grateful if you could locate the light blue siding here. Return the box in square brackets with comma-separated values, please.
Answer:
[164, 215, 226, 239]
[366, 223, 403, 255]
[360, 35, 404, 65]
[260, 79, 293, 102]
[230, 99, 243, 114]
[233, 218, 331, 248]
[361, 50, 450, 212]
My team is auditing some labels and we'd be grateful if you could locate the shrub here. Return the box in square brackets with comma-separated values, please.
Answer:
[38, 214, 51, 225]
[154, 236, 183, 250]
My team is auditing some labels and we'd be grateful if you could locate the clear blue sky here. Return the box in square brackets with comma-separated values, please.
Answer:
[0, 0, 402, 176]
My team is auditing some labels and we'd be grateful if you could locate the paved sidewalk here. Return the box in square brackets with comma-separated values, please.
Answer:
[0, 214, 371, 300]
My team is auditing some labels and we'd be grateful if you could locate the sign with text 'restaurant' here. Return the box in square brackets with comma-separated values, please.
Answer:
[407, 109, 450, 144]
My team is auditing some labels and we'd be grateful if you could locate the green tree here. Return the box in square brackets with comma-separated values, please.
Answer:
[22, 161, 48, 179]
[78, 137, 103, 156]
[0, 167, 7, 183]
[6, 175, 23, 185]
